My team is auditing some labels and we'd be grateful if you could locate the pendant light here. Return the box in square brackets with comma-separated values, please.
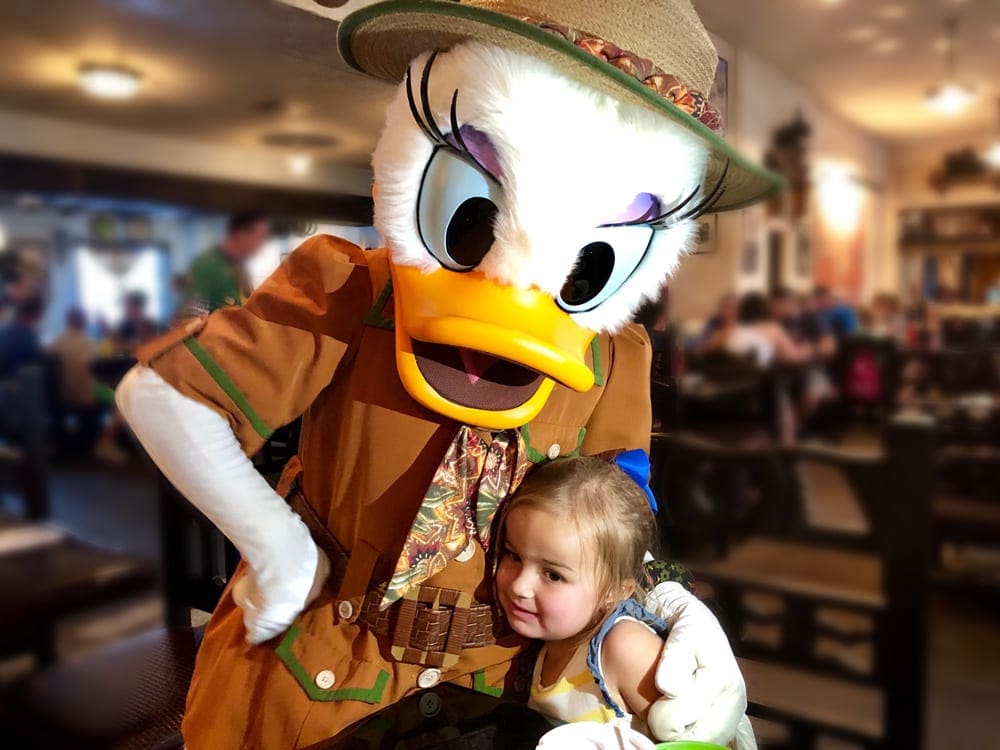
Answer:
[924, 17, 977, 116]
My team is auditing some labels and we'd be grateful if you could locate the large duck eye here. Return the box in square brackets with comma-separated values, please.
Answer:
[558, 225, 655, 313]
[417, 147, 502, 272]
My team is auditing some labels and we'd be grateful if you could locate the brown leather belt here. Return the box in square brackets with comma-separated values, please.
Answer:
[288, 484, 498, 667]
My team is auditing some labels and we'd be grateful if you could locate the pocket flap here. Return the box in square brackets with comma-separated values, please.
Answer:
[275, 616, 389, 704]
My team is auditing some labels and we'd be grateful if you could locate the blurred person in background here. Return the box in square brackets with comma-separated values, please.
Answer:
[115, 291, 161, 351]
[182, 209, 270, 317]
[694, 291, 738, 354]
[0, 250, 46, 325]
[771, 286, 836, 359]
[718, 292, 812, 369]
[50, 308, 101, 406]
[0, 295, 45, 378]
[771, 289, 838, 437]
[49, 307, 124, 461]
[812, 284, 858, 339]
[862, 293, 905, 341]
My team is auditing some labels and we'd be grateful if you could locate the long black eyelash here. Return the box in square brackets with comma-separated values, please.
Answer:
[405, 55, 490, 175]
[405, 63, 437, 145]
[645, 183, 702, 229]
[675, 159, 730, 223]
[419, 52, 446, 143]
[640, 158, 730, 230]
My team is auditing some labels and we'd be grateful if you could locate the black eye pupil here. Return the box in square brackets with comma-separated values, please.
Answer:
[446, 197, 497, 268]
[560, 241, 615, 306]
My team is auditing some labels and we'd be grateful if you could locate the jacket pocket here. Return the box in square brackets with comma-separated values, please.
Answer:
[275, 604, 389, 704]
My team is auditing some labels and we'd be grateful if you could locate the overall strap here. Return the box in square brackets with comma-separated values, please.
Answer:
[586, 599, 670, 717]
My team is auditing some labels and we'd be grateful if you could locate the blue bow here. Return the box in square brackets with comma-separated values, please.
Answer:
[611, 449, 658, 513]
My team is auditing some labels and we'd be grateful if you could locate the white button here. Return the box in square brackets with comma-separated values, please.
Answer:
[314, 669, 336, 689]
[417, 668, 441, 689]
[338, 600, 354, 620]
[547, 444, 562, 460]
[455, 539, 476, 563]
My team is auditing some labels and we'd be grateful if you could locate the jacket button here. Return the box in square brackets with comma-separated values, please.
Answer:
[547, 444, 562, 460]
[338, 600, 354, 620]
[455, 539, 476, 562]
[419, 691, 442, 717]
[314, 669, 336, 689]
[417, 668, 441, 689]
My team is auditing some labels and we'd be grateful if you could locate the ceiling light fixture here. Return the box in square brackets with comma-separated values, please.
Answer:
[77, 63, 142, 99]
[924, 17, 977, 116]
[287, 154, 314, 176]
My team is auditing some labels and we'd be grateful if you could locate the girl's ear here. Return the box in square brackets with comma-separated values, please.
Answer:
[604, 580, 634, 608]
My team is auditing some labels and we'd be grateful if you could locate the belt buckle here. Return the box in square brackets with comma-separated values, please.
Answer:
[390, 585, 472, 669]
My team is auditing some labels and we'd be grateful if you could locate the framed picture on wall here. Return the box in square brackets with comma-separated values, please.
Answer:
[689, 214, 717, 255]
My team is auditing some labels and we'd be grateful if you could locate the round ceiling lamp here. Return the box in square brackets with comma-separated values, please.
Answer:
[77, 63, 143, 100]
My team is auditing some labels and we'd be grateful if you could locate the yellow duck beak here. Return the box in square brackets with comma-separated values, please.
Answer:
[391, 261, 596, 429]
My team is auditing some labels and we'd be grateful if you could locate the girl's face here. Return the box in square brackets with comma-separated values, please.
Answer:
[496, 505, 607, 644]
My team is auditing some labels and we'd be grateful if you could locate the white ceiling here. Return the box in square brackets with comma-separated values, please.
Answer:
[693, 0, 1000, 143]
[0, 0, 997, 178]
[0, 0, 393, 169]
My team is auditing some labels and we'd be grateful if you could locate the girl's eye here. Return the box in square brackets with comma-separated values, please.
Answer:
[544, 570, 563, 583]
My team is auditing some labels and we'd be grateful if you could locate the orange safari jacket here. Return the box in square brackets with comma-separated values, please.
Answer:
[139, 234, 652, 748]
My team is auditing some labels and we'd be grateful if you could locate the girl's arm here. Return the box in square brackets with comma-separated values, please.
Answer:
[600, 620, 666, 723]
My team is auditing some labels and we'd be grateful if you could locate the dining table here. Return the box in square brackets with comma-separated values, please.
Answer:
[0, 514, 157, 663]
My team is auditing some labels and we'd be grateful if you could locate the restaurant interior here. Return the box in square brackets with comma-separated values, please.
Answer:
[0, 1, 998, 748]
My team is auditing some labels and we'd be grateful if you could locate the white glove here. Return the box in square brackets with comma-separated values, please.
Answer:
[644, 582, 754, 749]
[116, 365, 329, 644]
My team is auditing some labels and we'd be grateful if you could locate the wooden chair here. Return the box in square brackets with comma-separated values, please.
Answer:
[650, 431, 800, 561]
[677, 351, 785, 443]
[1, 481, 220, 749]
[0, 365, 49, 519]
[658, 415, 934, 749]
[2, 415, 303, 748]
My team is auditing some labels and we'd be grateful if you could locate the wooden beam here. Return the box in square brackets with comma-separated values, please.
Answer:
[0, 152, 374, 225]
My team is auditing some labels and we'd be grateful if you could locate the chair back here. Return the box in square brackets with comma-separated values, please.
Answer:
[656, 416, 934, 749]
[0, 365, 49, 519]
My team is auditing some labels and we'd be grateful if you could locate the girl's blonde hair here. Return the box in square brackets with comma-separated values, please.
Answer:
[495, 456, 658, 602]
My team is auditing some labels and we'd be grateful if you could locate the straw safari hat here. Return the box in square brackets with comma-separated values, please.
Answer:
[337, 0, 783, 212]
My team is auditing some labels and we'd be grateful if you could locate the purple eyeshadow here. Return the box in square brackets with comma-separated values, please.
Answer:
[447, 125, 503, 182]
[606, 192, 662, 225]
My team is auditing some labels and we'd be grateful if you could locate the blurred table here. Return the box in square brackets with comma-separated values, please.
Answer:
[310, 682, 556, 750]
[0, 517, 157, 663]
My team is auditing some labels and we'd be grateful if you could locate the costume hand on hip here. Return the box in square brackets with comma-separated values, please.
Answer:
[116, 366, 329, 644]
[644, 581, 750, 747]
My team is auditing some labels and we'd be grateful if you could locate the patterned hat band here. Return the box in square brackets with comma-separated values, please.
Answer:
[522, 15, 724, 134]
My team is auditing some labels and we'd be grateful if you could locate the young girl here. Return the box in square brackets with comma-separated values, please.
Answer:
[494, 456, 751, 747]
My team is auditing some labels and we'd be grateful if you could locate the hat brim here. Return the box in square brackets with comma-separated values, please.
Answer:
[338, 1, 784, 213]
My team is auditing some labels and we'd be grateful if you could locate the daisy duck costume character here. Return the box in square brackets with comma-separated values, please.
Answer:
[116, 1, 782, 747]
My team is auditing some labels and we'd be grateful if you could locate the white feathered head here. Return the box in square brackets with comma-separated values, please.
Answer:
[338, 1, 781, 428]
